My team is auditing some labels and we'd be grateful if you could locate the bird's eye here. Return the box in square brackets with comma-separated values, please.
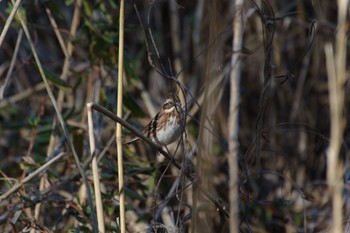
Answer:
[163, 102, 174, 110]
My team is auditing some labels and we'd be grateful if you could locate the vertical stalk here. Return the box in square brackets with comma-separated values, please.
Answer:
[228, 0, 244, 232]
[117, 0, 126, 232]
[326, 0, 348, 232]
[193, 0, 219, 231]
[88, 103, 105, 233]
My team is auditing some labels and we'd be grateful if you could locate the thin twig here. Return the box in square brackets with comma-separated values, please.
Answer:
[0, 152, 66, 202]
[44, 3, 69, 58]
[0, 82, 46, 108]
[169, 0, 185, 103]
[0, 0, 22, 48]
[0, 29, 23, 100]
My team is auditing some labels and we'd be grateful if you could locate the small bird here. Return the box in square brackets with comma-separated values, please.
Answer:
[125, 93, 185, 147]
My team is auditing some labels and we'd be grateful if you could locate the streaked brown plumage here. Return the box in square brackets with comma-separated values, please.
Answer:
[125, 94, 184, 146]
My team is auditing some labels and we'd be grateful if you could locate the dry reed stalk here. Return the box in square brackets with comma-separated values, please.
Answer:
[325, 0, 348, 232]
[228, 0, 244, 232]
[88, 102, 105, 233]
[116, 0, 126, 232]
[44, 4, 69, 58]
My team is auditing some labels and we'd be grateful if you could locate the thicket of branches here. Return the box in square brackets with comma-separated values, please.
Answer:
[0, 0, 349, 232]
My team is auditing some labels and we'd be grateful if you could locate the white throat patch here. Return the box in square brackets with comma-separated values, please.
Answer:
[164, 106, 175, 113]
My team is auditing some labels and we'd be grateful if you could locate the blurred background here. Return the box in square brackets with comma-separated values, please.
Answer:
[0, 0, 349, 232]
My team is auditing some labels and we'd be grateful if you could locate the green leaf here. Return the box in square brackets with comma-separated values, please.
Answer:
[68, 225, 91, 232]
[124, 62, 138, 80]
[41, 67, 72, 91]
[101, 34, 115, 44]
[65, 0, 74, 6]
[148, 174, 156, 192]
[82, 0, 93, 17]
[19, 159, 40, 171]
[6, 6, 27, 25]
